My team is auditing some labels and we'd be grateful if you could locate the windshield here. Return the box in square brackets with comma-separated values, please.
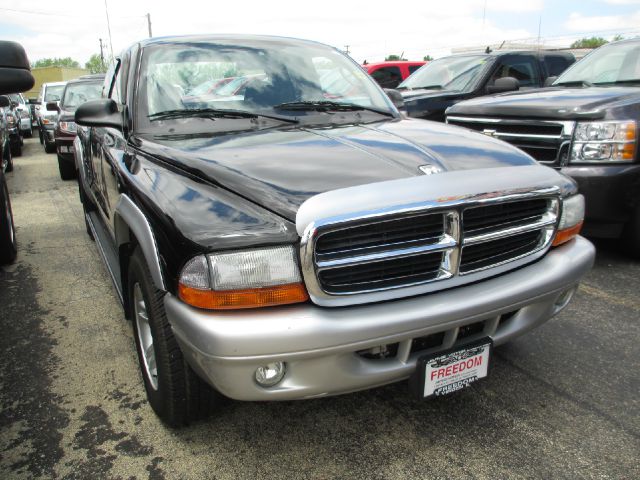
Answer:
[44, 85, 65, 102]
[554, 41, 640, 85]
[138, 39, 393, 132]
[61, 81, 103, 110]
[399, 55, 490, 92]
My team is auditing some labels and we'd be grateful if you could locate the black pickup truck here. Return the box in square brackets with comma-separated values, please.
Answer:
[398, 50, 575, 122]
[74, 34, 594, 426]
[447, 39, 640, 255]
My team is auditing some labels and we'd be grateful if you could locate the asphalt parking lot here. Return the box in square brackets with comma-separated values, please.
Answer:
[1, 136, 639, 480]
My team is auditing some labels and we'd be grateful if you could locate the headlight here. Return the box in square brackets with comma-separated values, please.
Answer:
[59, 121, 77, 134]
[552, 194, 584, 247]
[570, 120, 636, 162]
[178, 245, 308, 309]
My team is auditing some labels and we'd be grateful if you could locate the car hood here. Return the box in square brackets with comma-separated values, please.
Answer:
[400, 88, 461, 101]
[447, 86, 640, 120]
[135, 118, 536, 221]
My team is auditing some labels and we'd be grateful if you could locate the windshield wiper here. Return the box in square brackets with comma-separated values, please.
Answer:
[553, 80, 593, 87]
[148, 108, 299, 124]
[274, 101, 394, 117]
[592, 79, 640, 86]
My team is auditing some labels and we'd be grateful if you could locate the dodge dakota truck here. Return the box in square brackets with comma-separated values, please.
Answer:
[447, 38, 640, 255]
[73, 34, 594, 426]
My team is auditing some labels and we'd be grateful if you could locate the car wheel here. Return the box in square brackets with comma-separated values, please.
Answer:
[58, 155, 76, 180]
[38, 126, 44, 144]
[24, 128, 32, 138]
[5, 144, 13, 173]
[11, 141, 22, 157]
[44, 138, 56, 154]
[78, 182, 95, 241]
[622, 207, 640, 258]
[0, 174, 17, 265]
[128, 248, 218, 426]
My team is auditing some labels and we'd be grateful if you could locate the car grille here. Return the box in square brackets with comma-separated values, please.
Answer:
[305, 196, 558, 299]
[447, 116, 575, 166]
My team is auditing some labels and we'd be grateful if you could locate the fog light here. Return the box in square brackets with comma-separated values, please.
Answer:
[255, 362, 286, 387]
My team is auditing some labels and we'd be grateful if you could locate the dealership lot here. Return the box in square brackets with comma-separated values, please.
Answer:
[1, 138, 639, 479]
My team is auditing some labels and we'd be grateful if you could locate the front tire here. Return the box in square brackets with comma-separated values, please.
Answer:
[10, 141, 21, 157]
[0, 174, 17, 264]
[44, 138, 56, 154]
[128, 248, 218, 426]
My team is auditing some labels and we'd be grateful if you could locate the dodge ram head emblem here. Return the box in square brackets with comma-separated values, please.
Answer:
[419, 164, 441, 175]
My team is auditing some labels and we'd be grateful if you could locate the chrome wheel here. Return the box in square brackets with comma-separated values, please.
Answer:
[133, 283, 158, 390]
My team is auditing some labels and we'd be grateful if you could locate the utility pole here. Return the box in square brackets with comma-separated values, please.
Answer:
[147, 13, 152, 38]
[99, 38, 104, 66]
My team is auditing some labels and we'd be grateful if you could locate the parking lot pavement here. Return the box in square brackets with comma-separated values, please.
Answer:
[1, 136, 639, 480]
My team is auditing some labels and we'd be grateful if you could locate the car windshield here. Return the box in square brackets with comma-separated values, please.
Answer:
[399, 55, 490, 92]
[61, 81, 103, 110]
[554, 41, 640, 86]
[44, 85, 65, 102]
[138, 39, 393, 132]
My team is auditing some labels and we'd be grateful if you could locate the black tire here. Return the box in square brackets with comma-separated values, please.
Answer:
[58, 155, 76, 180]
[24, 129, 33, 138]
[10, 141, 21, 157]
[128, 248, 218, 426]
[44, 139, 56, 154]
[0, 174, 17, 265]
[5, 144, 13, 173]
[622, 208, 640, 259]
[78, 181, 95, 241]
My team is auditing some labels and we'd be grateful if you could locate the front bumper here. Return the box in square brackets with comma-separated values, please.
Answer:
[561, 164, 640, 238]
[166, 236, 594, 401]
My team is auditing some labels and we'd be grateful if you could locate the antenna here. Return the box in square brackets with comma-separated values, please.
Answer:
[147, 13, 152, 38]
[104, 0, 114, 59]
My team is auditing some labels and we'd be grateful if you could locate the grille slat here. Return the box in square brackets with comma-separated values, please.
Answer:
[311, 197, 556, 296]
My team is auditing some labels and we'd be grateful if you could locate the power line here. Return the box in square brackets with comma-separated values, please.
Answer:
[0, 6, 143, 20]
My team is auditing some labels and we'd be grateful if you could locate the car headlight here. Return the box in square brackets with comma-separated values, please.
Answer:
[552, 194, 584, 247]
[178, 245, 308, 309]
[59, 121, 77, 134]
[570, 120, 636, 162]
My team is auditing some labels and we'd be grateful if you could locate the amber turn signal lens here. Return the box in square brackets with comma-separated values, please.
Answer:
[552, 221, 583, 247]
[178, 283, 309, 310]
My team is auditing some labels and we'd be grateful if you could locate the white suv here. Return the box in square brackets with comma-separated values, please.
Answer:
[36, 81, 66, 153]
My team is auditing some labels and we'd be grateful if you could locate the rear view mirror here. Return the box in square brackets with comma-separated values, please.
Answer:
[46, 101, 60, 112]
[487, 77, 519, 94]
[544, 76, 558, 87]
[75, 99, 123, 129]
[0, 41, 34, 95]
[384, 88, 405, 110]
[0, 96, 10, 108]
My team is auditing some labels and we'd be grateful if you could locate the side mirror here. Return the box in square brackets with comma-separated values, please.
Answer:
[384, 88, 405, 110]
[544, 76, 558, 87]
[75, 99, 123, 129]
[46, 101, 60, 112]
[0, 96, 10, 108]
[0, 41, 34, 95]
[487, 76, 519, 94]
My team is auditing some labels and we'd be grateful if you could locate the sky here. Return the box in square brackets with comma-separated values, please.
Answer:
[1, 0, 640, 66]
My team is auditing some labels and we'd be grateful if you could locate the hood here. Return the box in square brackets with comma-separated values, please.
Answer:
[135, 118, 536, 221]
[447, 86, 640, 120]
[400, 88, 461, 102]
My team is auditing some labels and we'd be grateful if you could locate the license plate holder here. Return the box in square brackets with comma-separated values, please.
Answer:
[409, 337, 493, 399]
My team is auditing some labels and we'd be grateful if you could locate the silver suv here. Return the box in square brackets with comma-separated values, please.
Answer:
[8, 93, 32, 138]
[36, 81, 66, 153]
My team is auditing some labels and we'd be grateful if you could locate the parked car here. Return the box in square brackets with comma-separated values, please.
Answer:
[7, 93, 32, 137]
[74, 34, 593, 426]
[0, 40, 35, 265]
[48, 74, 105, 179]
[447, 38, 640, 255]
[363, 61, 426, 89]
[399, 50, 575, 122]
[5, 108, 22, 157]
[36, 80, 67, 153]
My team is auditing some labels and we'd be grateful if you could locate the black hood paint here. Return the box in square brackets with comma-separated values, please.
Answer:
[400, 89, 470, 121]
[447, 86, 640, 120]
[134, 118, 536, 222]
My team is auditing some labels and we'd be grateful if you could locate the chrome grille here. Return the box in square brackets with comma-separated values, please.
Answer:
[301, 192, 559, 305]
[447, 116, 575, 166]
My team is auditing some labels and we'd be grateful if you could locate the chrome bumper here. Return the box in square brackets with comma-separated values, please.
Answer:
[166, 236, 594, 401]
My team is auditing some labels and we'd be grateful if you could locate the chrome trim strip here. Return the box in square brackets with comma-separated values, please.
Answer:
[463, 214, 556, 246]
[115, 194, 166, 291]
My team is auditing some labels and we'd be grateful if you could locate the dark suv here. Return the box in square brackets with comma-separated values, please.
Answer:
[398, 51, 575, 122]
[447, 39, 640, 255]
[48, 75, 104, 179]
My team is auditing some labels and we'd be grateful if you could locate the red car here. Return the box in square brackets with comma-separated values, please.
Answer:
[363, 61, 426, 88]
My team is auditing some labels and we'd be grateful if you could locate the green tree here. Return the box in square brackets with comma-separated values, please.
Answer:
[385, 54, 407, 61]
[612, 34, 624, 42]
[85, 53, 107, 74]
[423, 55, 433, 61]
[32, 57, 80, 68]
[570, 37, 608, 49]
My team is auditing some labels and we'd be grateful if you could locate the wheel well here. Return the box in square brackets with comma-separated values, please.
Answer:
[117, 221, 139, 320]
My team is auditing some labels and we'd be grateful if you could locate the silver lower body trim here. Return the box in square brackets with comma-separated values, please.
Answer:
[166, 237, 594, 401]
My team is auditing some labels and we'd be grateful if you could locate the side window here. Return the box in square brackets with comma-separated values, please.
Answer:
[408, 65, 422, 74]
[491, 57, 538, 87]
[544, 56, 571, 77]
[370, 67, 402, 88]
